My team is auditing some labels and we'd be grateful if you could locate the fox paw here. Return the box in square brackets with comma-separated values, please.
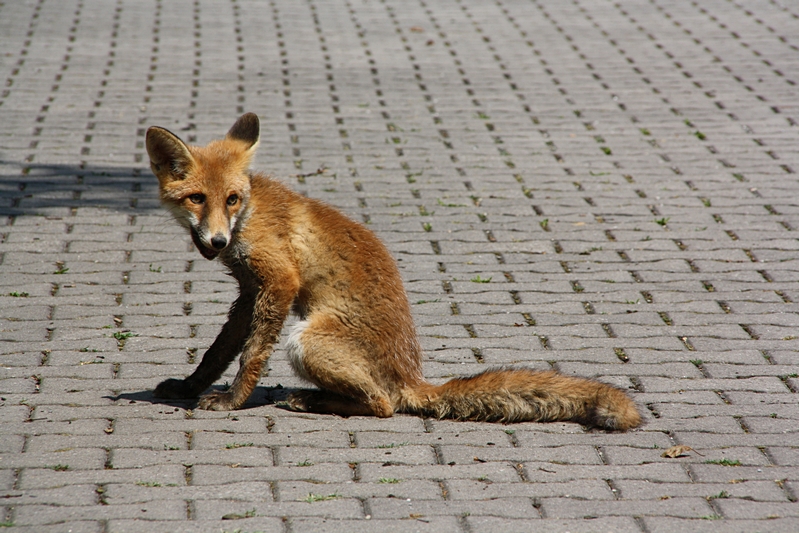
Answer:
[198, 390, 239, 411]
[285, 390, 315, 412]
[153, 378, 197, 399]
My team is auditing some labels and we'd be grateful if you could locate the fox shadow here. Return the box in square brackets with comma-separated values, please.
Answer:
[108, 384, 305, 411]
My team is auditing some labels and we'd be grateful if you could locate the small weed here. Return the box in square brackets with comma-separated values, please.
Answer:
[701, 514, 723, 520]
[707, 490, 730, 501]
[164, 444, 180, 451]
[297, 460, 314, 467]
[53, 265, 69, 275]
[589, 170, 609, 176]
[700, 197, 711, 207]
[78, 347, 100, 353]
[377, 442, 408, 449]
[148, 264, 162, 273]
[8, 292, 29, 297]
[601, 146, 612, 155]
[476, 112, 490, 119]
[422, 222, 432, 232]
[504, 429, 515, 435]
[625, 299, 640, 305]
[221, 508, 257, 520]
[470, 275, 492, 284]
[301, 493, 339, 503]
[47, 464, 70, 471]
[580, 246, 603, 255]
[112, 331, 136, 341]
[655, 217, 670, 226]
[0, 521, 13, 527]
[690, 359, 704, 367]
[640, 128, 651, 136]
[705, 458, 741, 466]
[415, 299, 440, 304]
[539, 218, 549, 230]
[437, 198, 466, 208]
[136, 481, 162, 487]
[225, 442, 255, 449]
[379, 477, 401, 484]
[694, 130, 706, 140]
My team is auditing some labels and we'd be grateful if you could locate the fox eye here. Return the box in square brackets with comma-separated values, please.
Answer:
[227, 194, 239, 206]
[188, 193, 205, 205]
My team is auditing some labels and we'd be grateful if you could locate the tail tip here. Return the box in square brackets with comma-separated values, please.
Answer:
[594, 398, 643, 431]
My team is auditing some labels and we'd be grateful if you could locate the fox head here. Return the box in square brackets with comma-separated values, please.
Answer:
[146, 113, 260, 260]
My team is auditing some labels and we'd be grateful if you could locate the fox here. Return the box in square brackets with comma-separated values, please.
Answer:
[144, 113, 642, 430]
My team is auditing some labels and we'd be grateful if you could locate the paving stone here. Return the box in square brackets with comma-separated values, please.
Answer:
[643, 517, 799, 533]
[12, 500, 187, 526]
[540, 496, 714, 519]
[613, 479, 789, 502]
[467, 516, 641, 533]
[369, 497, 538, 519]
[289, 516, 460, 533]
[107, 518, 284, 533]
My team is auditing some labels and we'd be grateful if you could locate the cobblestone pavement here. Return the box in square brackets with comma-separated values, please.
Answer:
[1, 0, 798, 531]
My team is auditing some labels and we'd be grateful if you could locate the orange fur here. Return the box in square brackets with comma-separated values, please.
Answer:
[145, 114, 642, 430]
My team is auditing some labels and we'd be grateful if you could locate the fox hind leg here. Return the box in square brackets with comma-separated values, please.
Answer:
[287, 389, 391, 417]
[285, 318, 393, 418]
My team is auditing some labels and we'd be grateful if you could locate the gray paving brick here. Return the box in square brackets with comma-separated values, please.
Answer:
[193, 498, 364, 520]
[467, 516, 641, 533]
[369, 497, 538, 519]
[613, 479, 789, 502]
[643, 517, 799, 533]
[108, 518, 284, 533]
[289, 516, 460, 533]
[12, 500, 187, 526]
[16, 465, 187, 491]
[540, 496, 714, 519]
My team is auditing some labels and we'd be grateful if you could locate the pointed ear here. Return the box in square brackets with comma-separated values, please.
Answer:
[146, 126, 194, 182]
[226, 113, 260, 151]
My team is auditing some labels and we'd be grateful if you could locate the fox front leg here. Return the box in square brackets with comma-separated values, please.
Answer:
[153, 294, 254, 399]
[197, 284, 294, 410]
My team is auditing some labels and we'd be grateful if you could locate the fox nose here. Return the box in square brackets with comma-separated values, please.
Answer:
[210, 235, 228, 250]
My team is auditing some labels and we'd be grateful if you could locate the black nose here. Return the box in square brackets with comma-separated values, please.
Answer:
[211, 235, 228, 250]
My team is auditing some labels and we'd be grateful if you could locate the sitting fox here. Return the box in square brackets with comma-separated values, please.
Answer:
[145, 113, 642, 430]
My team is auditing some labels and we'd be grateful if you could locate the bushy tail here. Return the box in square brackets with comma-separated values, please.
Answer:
[402, 368, 641, 430]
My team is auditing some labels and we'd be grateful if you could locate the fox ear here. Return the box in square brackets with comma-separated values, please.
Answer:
[146, 126, 194, 181]
[226, 113, 260, 151]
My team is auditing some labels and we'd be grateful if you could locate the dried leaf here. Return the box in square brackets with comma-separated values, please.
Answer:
[661, 445, 703, 458]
